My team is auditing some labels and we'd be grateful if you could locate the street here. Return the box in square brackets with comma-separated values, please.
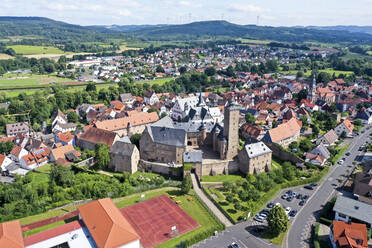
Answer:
[194, 124, 372, 248]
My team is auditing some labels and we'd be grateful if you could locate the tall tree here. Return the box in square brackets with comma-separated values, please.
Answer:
[267, 205, 289, 235]
[95, 143, 110, 169]
[181, 174, 192, 194]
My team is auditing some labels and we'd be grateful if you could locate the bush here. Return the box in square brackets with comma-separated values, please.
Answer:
[319, 217, 333, 226]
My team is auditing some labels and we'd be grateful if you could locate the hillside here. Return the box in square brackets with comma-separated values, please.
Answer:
[0, 17, 372, 46]
[126, 21, 372, 45]
[0, 16, 108, 42]
[307, 25, 372, 35]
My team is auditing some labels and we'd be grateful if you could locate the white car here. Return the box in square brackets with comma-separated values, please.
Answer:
[338, 159, 344, 165]
[285, 207, 291, 215]
[254, 215, 265, 222]
[275, 202, 281, 207]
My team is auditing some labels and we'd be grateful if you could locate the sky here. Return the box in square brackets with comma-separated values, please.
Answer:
[1, 0, 372, 26]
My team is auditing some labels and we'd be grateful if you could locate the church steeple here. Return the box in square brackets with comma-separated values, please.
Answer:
[308, 74, 317, 103]
[197, 92, 206, 107]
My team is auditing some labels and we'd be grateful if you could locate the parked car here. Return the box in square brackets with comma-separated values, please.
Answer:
[338, 159, 344, 165]
[254, 215, 265, 223]
[346, 152, 351, 156]
[310, 183, 317, 187]
[267, 202, 274, 208]
[299, 200, 306, 206]
[302, 195, 309, 200]
[304, 185, 313, 190]
[287, 196, 294, 202]
[296, 194, 303, 199]
[275, 202, 281, 207]
[289, 209, 297, 217]
[282, 194, 289, 200]
[285, 207, 291, 215]
[286, 190, 293, 195]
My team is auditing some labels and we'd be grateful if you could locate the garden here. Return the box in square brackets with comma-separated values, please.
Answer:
[203, 160, 329, 223]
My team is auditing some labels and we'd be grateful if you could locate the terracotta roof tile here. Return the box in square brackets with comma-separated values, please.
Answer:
[268, 118, 301, 143]
[78, 127, 118, 147]
[94, 112, 159, 132]
[332, 220, 367, 248]
[51, 144, 76, 162]
[78, 198, 139, 248]
[0, 220, 24, 248]
[56, 132, 74, 144]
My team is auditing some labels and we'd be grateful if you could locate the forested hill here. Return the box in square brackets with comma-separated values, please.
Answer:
[306, 25, 372, 35]
[126, 20, 372, 45]
[1, 17, 372, 45]
[0, 16, 108, 42]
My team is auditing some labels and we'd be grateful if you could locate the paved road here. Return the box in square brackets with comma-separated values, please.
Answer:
[192, 221, 280, 248]
[191, 173, 233, 227]
[286, 125, 372, 248]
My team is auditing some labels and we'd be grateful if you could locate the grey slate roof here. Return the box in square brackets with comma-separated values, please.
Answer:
[110, 138, 136, 156]
[148, 126, 186, 147]
[183, 151, 203, 163]
[151, 116, 174, 128]
[333, 195, 372, 224]
[243, 142, 272, 158]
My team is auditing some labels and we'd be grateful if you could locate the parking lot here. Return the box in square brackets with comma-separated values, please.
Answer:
[250, 184, 319, 226]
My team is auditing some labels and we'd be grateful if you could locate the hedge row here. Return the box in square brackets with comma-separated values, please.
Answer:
[281, 166, 330, 188]
[201, 187, 237, 224]
[174, 193, 225, 247]
[313, 223, 320, 248]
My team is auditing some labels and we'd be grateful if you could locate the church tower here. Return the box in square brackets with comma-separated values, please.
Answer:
[223, 98, 240, 160]
[309, 74, 317, 103]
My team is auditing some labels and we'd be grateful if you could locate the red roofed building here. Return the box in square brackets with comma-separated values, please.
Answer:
[0, 220, 24, 248]
[335, 119, 354, 137]
[330, 220, 368, 248]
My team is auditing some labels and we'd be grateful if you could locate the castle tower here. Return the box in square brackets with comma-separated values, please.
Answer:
[223, 98, 240, 160]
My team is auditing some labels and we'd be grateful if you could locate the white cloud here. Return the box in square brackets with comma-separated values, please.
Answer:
[229, 3, 266, 14]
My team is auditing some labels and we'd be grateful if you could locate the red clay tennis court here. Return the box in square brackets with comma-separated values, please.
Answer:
[120, 194, 200, 248]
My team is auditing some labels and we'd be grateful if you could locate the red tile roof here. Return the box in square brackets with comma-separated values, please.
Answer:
[78, 198, 139, 248]
[332, 220, 368, 248]
[24, 220, 85, 247]
[0, 220, 24, 248]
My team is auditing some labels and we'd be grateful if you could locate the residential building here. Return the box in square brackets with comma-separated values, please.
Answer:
[9, 145, 28, 162]
[77, 127, 120, 150]
[262, 117, 302, 148]
[20, 148, 51, 170]
[50, 144, 80, 164]
[335, 119, 354, 137]
[55, 132, 75, 146]
[94, 112, 159, 137]
[0, 154, 13, 171]
[6, 122, 29, 137]
[333, 195, 372, 229]
[356, 108, 372, 125]
[0, 220, 24, 248]
[120, 93, 136, 107]
[238, 142, 272, 174]
[329, 220, 368, 248]
[144, 90, 159, 105]
[316, 129, 338, 146]
[305, 143, 330, 166]
[170, 96, 198, 121]
[109, 137, 139, 174]
[239, 123, 264, 140]
[353, 164, 372, 205]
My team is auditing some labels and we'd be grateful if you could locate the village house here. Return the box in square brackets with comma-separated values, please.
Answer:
[9, 145, 28, 162]
[94, 111, 159, 137]
[352, 163, 372, 205]
[335, 119, 354, 137]
[144, 90, 159, 105]
[262, 117, 302, 148]
[20, 148, 51, 170]
[109, 137, 139, 174]
[77, 127, 120, 150]
[238, 142, 272, 174]
[50, 144, 81, 165]
[6, 122, 29, 137]
[329, 221, 368, 248]
[0, 154, 13, 171]
[316, 129, 338, 146]
[120, 93, 136, 107]
[239, 123, 264, 141]
[305, 143, 330, 166]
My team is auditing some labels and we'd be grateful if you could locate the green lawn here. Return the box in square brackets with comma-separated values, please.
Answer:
[7, 45, 65, 55]
[201, 174, 244, 182]
[258, 225, 289, 245]
[281, 68, 354, 77]
[19, 186, 222, 248]
[0, 73, 74, 87]
[331, 144, 350, 164]
[138, 78, 174, 86]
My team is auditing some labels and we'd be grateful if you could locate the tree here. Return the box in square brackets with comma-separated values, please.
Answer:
[49, 164, 75, 187]
[317, 72, 331, 84]
[0, 141, 14, 154]
[181, 174, 192, 194]
[67, 111, 79, 123]
[282, 162, 296, 181]
[130, 133, 142, 149]
[205, 67, 216, 76]
[156, 65, 165, 73]
[299, 138, 313, 152]
[86, 82, 96, 92]
[245, 113, 256, 125]
[296, 89, 308, 103]
[340, 131, 347, 139]
[267, 205, 289, 235]
[353, 119, 362, 127]
[179, 66, 187, 74]
[95, 143, 110, 169]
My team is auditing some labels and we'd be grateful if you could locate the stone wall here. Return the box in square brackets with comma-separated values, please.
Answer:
[139, 160, 183, 178]
[266, 142, 304, 165]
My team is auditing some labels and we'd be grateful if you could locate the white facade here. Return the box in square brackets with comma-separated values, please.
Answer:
[0, 156, 13, 171]
[171, 96, 198, 120]
[144, 93, 159, 105]
[26, 227, 97, 248]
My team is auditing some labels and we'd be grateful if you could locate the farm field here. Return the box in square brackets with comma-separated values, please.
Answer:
[138, 77, 175, 86]
[7, 45, 65, 55]
[236, 38, 271, 44]
[0, 73, 74, 87]
[281, 68, 354, 77]
[0, 53, 14, 60]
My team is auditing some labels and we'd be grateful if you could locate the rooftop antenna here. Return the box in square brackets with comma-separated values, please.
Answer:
[256, 16, 260, 26]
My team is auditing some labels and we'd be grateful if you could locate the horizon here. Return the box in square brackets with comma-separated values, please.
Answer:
[1, 16, 372, 28]
[1, 0, 371, 27]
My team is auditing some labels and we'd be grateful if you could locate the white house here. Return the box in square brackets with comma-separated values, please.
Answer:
[0, 154, 13, 171]
[170, 96, 198, 121]
[335, 119, 354, 137]
[144, 91, 159, 105]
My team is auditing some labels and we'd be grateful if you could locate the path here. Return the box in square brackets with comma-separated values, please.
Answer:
[190, 173, 233, 227]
